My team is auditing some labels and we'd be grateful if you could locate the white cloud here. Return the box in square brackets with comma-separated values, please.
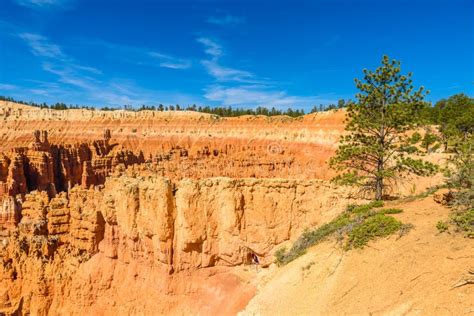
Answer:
[42, 62, 97, 90]
[13, 0, 73, 9]
[19, 33, 65, 59]
[197, 37, 223, 58]
[85, 40, 191, 70]
[204, 85, 336, 108]
[197, 37, 262, 83]
[72, 64, 102, 74]
[15, 32, 201, 106]
[197, 37, 339, 108]
[0, 83, 18, 90]
[148, 51, 191, 69]
[207, 15, 245, 26]
[201, 60, 256, 82]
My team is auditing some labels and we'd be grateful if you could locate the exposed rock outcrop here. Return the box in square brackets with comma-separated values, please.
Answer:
[0, 130, 145, 202]
[0, 100, 346, 180]
[0, 169, 355, 315]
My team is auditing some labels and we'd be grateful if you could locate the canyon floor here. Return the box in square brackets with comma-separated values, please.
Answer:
[0, 101, 472, 315]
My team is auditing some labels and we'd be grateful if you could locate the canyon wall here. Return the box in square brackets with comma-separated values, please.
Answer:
[0, 129, 144, 202]
[0, 101, 447, 315]
[0, 101, 345, 180]
[0, 168, 354, 315]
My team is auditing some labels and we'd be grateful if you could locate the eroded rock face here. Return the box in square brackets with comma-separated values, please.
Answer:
[0, 100, 346, 181]
[0, 169, 355, 315]
[0, 130, 145, 203]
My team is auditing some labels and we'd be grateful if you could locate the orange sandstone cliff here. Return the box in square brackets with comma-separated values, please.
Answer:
[0, 101, 469, 315]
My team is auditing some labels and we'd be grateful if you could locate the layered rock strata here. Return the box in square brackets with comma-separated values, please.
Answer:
[0, 130, 145, 202]
[0, 169, 354, 315]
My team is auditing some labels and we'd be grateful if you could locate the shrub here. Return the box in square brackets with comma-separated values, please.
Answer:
[436, 220, 449, 233]
[379, 208, 403, 214]
[399, 223, 414, 237]
[348, 200, 384, 215]
[274, 202, 410, 266]
[346, 214, 402, 249]
[450, 209, 474, 238]
[274, 247, 287, 266]
[438, 137, 473, 236]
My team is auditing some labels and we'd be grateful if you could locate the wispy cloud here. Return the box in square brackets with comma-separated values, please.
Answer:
[0, 83, 18, 90]
[19, 33, 65, 59]
[19, 32, 100, 78]
[16, 32, 198, 106]
[205, 85, 336, 108]
[42, 62, 97, 90]
[197, 37, 223, 59]
[88, 40, 192, 70]
[13, 0, 74, 9]
[197, 36, 338, 108]
[207, 14, 245, 26]
[148, 52, 192, 69]
[197, 37, 262, 84]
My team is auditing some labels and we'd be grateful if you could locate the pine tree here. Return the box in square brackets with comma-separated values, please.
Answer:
[330, 55, 438, 200]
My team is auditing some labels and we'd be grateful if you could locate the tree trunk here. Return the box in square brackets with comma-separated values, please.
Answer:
[375, 174, 383, 200]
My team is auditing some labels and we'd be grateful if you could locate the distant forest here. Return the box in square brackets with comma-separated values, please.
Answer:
[1, 94, 472, 124]
[0, 95, 349, 117]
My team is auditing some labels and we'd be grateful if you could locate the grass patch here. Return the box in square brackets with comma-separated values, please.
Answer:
[275, 202, 410, 266]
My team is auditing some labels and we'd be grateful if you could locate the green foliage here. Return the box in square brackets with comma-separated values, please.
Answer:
[436, 220, 449, 233]
[275, 201, 408, 266]
[438, 137, 473, 237]
[397, 157, 439, 176]
[0, 95, 321, 118]
[330, 55, 437, 200]
[421, 131, 439, 153]
[276, 213, 352, 266]
[400, 145, 418, 154]
[445, 137, 473, 212]
[332, 171, 365, 186]
[346, 213, 402, 249]
[347, 200, 384, 214]
[428, 94, 474, 150]
[379, 208, 403, 214]
[450, 209, 474, 238]
[410, 132, 422, 144]
[274, 247, 288, 266]
[445, 138, 474, 191]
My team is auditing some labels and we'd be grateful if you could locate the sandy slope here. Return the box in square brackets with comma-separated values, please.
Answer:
[241, 196, 474, 315]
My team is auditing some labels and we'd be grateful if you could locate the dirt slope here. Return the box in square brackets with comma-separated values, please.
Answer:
[241, 196, 474, 315]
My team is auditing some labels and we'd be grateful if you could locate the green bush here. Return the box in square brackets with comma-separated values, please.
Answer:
[275, 201, 410, 266]
[274, 247, 287, 266]
[379, 208, 403, 214]
[436, 220, 449, 233]
[451, 209, 474, 238]
[275, 213, 351, 266]
[346, 214, 402, 249]
[348, 200, 384, 215]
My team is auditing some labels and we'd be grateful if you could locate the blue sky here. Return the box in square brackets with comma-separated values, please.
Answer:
[0, 0, 473, 109]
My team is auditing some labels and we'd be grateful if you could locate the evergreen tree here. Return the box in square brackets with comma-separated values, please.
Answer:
[434, 94, 474, 150]
[330, 55, 438, 200]
[337, 99, 346, 109]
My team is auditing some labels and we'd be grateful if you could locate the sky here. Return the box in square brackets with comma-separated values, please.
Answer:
[0, 0, 473, 110]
